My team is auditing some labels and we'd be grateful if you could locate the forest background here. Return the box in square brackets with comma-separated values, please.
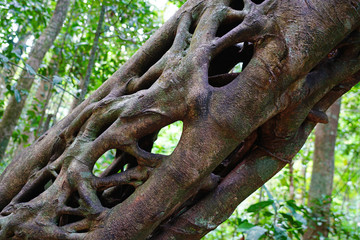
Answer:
[0, 0, 359, 239]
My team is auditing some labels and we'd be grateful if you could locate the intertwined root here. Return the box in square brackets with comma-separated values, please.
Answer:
[1, 0, 360, 239]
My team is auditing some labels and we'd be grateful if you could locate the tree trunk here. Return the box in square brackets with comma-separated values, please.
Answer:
[289, 162, 295, 200]
[303, 99, 341, 239]
[70, 3, 106, 110]
[0, 0, 71, 160]
[0, 0, 359, 239]
[0, 32, 32, 99]
[300, 162, 308, 205]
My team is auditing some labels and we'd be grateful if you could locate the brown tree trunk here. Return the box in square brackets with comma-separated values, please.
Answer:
[0, 1, 359, 239]
[289, 162, 295, 200]
[303, 99, 341, 239]
[0, 0, 71, 161]
[70, 3, 106, 110]
[0, 32, 32, 98]
[301, 163, 308, 205]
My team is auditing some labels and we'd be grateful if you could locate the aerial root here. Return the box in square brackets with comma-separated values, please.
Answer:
[171, 11, 193, 52]
[307, 109, 329, 124]
[225, 8, 247, 23]
[123, 144, 165, 167]
[77, 180, 106, 215]
[199, 173, 221, 191]
[92, 166, 149, 191]
[62, 103, 96, 142]
[126, 11, 193, 94]
[255, 145, 292, 164]
[58, 206, 87, 216]
[62, 218, 91, 232]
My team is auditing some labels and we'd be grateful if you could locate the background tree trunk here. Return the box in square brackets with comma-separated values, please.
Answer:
[0, 32, 32, 98]
[303, 99, 341, 239]
[0, 0, 359, 239]
[289, 162, 295, 200]
[0, 0, 71, 160]
[70, 3, 105, 110]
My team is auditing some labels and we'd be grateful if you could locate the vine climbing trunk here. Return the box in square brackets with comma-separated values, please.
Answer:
[303, 99, 341, 239]
[0, 0, 359, 239]
[0, 0, 71, 161]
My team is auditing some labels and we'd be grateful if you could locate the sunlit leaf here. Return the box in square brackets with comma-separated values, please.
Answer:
[247, 200, 274, 213]
[53, 75, 62, 85]
[246, 226, 267, 240]
[0, 54, 9, 63]
[25, 63, 36, 75]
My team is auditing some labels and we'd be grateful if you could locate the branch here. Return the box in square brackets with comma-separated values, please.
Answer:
[7, 61, 79, 98]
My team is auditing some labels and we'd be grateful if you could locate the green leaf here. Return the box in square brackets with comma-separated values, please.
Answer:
[14, 89, 21, 102]
[25, 63, 36, 75]
[13, 48, 22, 58]
[237, 221, 255, 232]
[21, 134, 29, 143]
[263, 185, 277, 212]
[0, 54, 9, 63]
[246, 226, 267, 240]
[274, 226, 291, 240]
[53, 75, 62, 85]
[263, 210, 275, 217]
[247, 200, 274, 213]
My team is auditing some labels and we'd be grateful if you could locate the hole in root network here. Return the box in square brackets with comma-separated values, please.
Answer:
[230, 0, 244, 10]
[17, 173, 56, 203]
[208, 42, 254, 87]
[100, 185, 136, 208]
[151, 121, 183, 156]
[93, 150, 138, 177]
[93, 149, 117, 176]
[251, 0, 265, 4]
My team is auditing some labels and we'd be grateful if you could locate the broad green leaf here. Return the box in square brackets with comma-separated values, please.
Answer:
[274, 226, 291, 240]
[247, 200, 274, 213]
[0, 54, 9, 63]
[25, 63, 36, 75]
[237, 221, 255, 232]
[53, 75, 62, 85]
[246, 226, 267, 240]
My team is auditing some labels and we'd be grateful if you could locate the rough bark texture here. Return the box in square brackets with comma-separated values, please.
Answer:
[0, 0, 71, 160]
[0, 0, 359, 239]
[303, 99, 341, 239]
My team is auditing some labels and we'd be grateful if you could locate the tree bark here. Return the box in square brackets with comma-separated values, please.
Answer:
[301, 162, 308, 205]
[70, 3, 106, 110]
[0, 32, 32, 99]
[303, 99, 341, 239]
[0, 0, 359, 239]
[0, 0, 71, 160]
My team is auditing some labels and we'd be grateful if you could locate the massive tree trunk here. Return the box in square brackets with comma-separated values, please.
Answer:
[0, 0, 359, 239]
[0, 0, 71, 160]
[303, 99, 341, 239]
